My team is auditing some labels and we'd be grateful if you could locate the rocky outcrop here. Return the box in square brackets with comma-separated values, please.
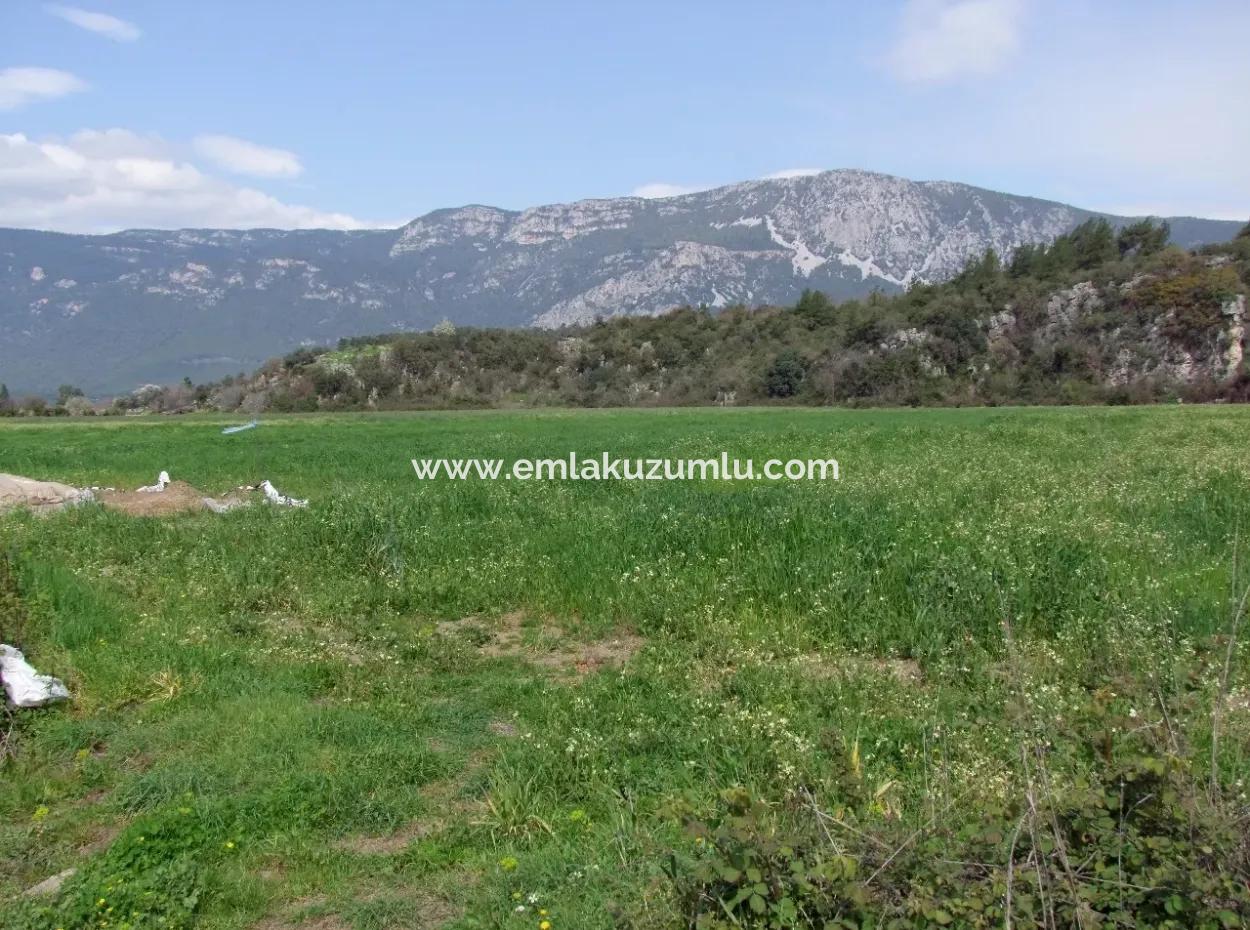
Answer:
[1219, 294, 1246, 378]
[1104, 293, 1245, 388]
[1043, 282, 1103, 334]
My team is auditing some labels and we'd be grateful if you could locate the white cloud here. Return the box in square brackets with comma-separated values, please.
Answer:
[0, 67, 88, 110]
[888, 0, 1024, 83]
[193, 134, 303, 179]
[0, 130, 375, 232]
[631, 182, 705, 199]
[763, 168, 824, 180]
[45, 5, 141, 41]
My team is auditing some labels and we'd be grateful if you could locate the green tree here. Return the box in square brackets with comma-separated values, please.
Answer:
[1009, 242, 1040, 277]
[954, 248, 1002, 288]
[1117, 218, 1170, 257]
[764, 350, 806, 398]
[56, 384, 84, 405]
[310, 364, 353, 397]
[795, 288, 832, 314]
[283, 347, 320, 370]
[1068, 218, 1118, 269]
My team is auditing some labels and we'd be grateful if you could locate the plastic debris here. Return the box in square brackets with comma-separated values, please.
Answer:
[23, 868, 77, 898]
[136, 470, 171, 493]
[0, 474, 94, 513]
[1, 644, 70, 708]
[222, 420, 259, 435]
[202, 496, 251, 514]
[260, 479, 308, 508]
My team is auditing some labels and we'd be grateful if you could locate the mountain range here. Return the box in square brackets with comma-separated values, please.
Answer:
[0, 169, 1240, 395]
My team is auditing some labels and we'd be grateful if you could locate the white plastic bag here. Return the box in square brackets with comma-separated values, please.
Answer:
[260, 480, 308, 508]
[0, 644, 70, 708]
[136, 470, 171, 493]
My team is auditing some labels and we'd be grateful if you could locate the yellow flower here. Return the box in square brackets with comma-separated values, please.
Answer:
[539, 909, 548, 916]
[224, 840, 235, 849]
[539, 922, 552, 930]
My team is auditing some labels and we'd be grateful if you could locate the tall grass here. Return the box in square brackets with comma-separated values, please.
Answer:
[1, 406, 1248, 928]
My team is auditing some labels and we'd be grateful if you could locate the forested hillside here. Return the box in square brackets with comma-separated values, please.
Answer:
[2, 169, 1240, 396]
[6, 219, 1248, 416]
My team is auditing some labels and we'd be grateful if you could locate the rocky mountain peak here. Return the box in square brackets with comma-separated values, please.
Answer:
[0, 169, 1240, 394]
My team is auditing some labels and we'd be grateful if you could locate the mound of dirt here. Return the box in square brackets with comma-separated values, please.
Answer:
[0, 471, 256, 518]
[96, 481, 250, 517]
[0, 473, 93, 514]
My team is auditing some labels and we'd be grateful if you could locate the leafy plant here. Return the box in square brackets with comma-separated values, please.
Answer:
[8, 802, 216, 930]
[670, 787, 870, 929]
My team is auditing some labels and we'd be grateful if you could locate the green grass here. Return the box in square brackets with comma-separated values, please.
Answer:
[2, 406, 1249, 928]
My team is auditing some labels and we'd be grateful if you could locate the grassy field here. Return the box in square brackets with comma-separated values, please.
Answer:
[2, 406, 1249, 929]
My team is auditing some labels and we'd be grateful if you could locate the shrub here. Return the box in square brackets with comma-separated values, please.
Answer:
[764, 351, 806, 398]
[662, 685, 1250, 930]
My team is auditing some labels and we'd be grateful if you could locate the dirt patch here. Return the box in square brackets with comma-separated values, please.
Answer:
[793, 653, 924, 686]
[550, 634, 645, 675]
[368, 892, 461, 928]
[402, 896, 460, 928]
[437, 611, 643, 677]
[76, 787, 110, 806]
[488, 719, 519, 738]
[96, 481, 250, 517]
[332, 819, 433, 855]
[870, 657, 924, 685]
[333, 771, 486, 857]
[353, 886, 465, 928]
[0, 471, 268, 518]
[252, 896, 338, 930]
[253, 913, 349, 930]
[77, 821, 123, 856]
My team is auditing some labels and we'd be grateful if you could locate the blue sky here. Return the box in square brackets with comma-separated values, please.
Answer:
[2, 0, 1248, 232]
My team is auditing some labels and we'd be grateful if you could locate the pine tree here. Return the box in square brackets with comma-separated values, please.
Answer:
[1117, 218, 1170, 257]
[1069, 219, 1118, 269]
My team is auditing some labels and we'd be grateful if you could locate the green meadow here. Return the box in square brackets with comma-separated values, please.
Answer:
[2, 406, 1249, 929]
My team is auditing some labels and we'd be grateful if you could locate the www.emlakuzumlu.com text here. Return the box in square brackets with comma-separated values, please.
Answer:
[411, 453, 839, 481]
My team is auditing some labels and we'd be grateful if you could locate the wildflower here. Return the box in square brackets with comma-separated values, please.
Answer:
[499, 855, 518, 871]
[539, 922, 552, 930]
[224, 840, 235, 849]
